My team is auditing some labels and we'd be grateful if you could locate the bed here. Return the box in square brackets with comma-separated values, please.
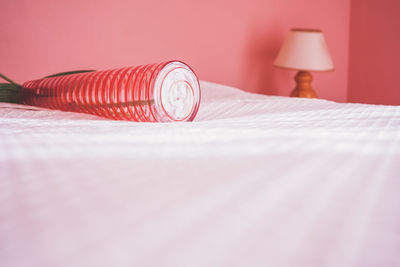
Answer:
[1, 81, 399, 267]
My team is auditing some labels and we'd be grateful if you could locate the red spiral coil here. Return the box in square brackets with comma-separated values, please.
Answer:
[20, 61, 201, 122]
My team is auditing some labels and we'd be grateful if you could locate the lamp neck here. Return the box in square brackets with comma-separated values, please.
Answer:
[295, 71, 312, 88]
[290, 70, 317, 98]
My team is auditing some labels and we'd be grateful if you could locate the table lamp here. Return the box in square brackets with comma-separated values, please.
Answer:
[274, 28, 334, 98]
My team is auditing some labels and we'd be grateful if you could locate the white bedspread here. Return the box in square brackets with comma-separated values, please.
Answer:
[1, 81, 400, 267]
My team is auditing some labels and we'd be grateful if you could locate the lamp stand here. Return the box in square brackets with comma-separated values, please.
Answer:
[290, 71, 317, 98]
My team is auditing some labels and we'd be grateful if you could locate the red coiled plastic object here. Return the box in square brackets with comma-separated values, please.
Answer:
[19, 61, 201, 122]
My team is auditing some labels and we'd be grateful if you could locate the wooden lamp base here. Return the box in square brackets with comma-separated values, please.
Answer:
[290, 71, 317, 98]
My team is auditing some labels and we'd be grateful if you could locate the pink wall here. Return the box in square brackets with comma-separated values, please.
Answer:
[0, 0, 350, 102]
[348, 0, 400, 105]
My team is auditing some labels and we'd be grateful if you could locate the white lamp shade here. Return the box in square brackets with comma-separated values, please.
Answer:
[274, 29, 334, 71]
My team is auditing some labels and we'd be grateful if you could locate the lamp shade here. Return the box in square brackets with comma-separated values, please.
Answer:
[274, 29, 334, 71]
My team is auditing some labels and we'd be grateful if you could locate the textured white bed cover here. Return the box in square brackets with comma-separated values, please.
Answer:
[1, 81, 399, 267]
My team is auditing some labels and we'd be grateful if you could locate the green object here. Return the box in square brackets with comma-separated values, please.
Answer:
[0, 70, 95, 103]
[0, 73, 22, 103]
[0, 83, 21, 103]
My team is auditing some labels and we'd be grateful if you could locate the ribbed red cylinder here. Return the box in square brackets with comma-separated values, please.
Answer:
[20, 61, 201, 122]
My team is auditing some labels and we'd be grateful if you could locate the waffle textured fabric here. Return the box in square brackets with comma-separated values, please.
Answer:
[1, 81, 400, 267]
